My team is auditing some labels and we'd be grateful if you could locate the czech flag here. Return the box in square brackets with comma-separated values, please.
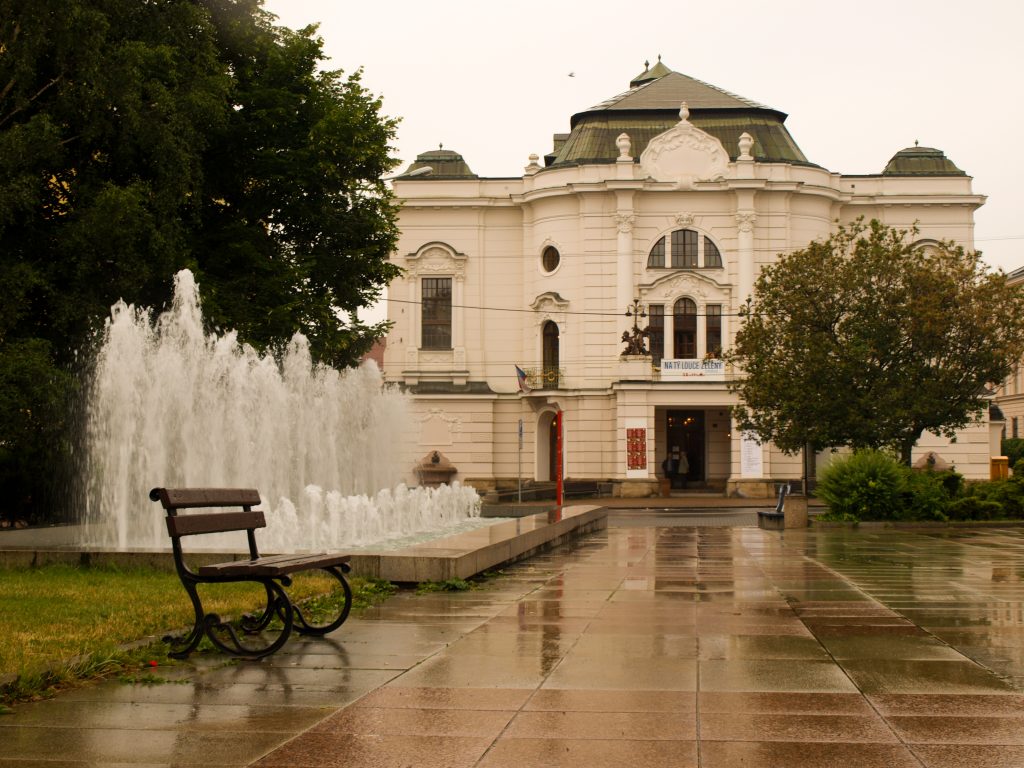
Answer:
[515, 365, 531, 393]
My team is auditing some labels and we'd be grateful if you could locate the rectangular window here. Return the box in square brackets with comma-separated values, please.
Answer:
[421, 277, 452, 349]
[648, 305, 664, 364]
[674, 316, 697, 358]
[671, 230, 698, 268]
[1015, 417, 1019, 439]
[705, 304, 722, 357]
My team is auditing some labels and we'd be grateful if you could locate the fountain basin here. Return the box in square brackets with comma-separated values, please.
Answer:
[0, 505, 607, 582]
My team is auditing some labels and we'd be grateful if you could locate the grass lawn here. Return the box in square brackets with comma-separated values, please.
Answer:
[0, 563, 395, 705]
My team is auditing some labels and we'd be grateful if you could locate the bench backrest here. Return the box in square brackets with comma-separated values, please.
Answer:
[150, 487, 266, 539]
[775, 483, 789, 513]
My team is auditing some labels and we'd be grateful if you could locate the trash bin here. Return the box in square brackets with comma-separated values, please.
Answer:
[659, 477, 671, 496]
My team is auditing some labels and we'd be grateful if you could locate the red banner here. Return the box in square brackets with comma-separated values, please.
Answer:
[626, 427, 647, 470]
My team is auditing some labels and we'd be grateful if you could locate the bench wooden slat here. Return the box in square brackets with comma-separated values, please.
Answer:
[150, 487, 262, 510]
[166, 510, 266, 537]
[198, 553, 350, 578]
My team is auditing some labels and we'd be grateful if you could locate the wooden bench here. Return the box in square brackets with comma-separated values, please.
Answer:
[757, 483, 789, 531]
[151, 487, 353, 660]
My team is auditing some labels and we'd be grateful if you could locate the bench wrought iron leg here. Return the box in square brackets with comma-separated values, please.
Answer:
[203, 579, 295, 659]
[164, 577, 207, 660]
[290, 564, 353, 636]
[240, 582, 277, 633]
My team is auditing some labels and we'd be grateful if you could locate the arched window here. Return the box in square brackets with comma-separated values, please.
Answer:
[542, 321, 560, 389]
[673, 298, 697, 359]
[648, 229, 724, 269]
[648, 236, 665, 268]
[704, 237, 722, 268]
[671, 230, 698, 268]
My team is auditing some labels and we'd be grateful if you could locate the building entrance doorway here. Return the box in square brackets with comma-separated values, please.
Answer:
[666, 410, 704, 486]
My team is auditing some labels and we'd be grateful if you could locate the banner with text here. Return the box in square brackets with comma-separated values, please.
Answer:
[661, 359, 725, 381]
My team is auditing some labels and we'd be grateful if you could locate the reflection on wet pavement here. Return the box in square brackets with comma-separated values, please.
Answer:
[3, 517, 1024, 767]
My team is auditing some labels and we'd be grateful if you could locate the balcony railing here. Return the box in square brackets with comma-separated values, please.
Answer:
[522, 366, 565, 390]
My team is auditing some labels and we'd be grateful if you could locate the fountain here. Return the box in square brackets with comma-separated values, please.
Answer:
[80, 270, 480, 552]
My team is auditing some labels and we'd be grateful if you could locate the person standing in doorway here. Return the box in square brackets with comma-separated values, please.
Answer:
[675, 447, 689, 489]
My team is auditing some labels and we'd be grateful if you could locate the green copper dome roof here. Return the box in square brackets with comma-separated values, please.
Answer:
[882, 145, 965, 176]
[546, 62, 810, 167]
[404, 147, 477, 179]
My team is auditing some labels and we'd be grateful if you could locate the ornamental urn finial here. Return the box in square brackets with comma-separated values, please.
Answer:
[678, 102, 690, 122]
[616, 132, 632, 159]
[738, 132, 754, 161]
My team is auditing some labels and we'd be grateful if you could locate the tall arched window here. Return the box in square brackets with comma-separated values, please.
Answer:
[673, 298, 697, 359]
[542, 321, 560, 389]
[648, 229, 724, 269]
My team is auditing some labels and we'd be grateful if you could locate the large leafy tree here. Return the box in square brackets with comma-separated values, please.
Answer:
[728, 219, 1024, 465]
[0, 0, 400, 519]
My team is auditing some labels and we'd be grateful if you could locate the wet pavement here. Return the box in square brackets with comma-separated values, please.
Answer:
[2, 511, 1024, 767]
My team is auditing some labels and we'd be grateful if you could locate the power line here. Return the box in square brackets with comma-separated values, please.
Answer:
[385, 297, 748, 317]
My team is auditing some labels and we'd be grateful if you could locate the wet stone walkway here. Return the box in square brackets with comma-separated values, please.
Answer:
[3, 513, 1024, 767]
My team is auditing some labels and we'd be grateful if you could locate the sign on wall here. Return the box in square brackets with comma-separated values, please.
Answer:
[740, 431, 763, 478]
[661, 359, 725, 381]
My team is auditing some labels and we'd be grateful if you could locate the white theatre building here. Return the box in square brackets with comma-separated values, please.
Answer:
[382, 59, 999, 496]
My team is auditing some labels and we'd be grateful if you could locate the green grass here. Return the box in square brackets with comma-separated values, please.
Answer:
[0, 564, 396, 705]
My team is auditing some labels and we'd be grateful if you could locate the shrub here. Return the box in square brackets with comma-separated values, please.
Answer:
[946, 497, 1003, 521]
[818, 450, 905, 520]
[1003, 439, 1024, 469]
[899, 470, 950, 522]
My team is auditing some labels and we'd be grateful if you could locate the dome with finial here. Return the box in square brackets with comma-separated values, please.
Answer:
[630, 55, 673, 87]
[545, 57, 809, 168]
[882, 144, 966, 176]
[403, 144, 478, 179]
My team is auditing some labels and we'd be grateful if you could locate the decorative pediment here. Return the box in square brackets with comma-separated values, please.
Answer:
[530, 292, 570, 312]
[640, 103, 729, 189]
[639, 270, 731, 304]
[404, 241, 468, 280]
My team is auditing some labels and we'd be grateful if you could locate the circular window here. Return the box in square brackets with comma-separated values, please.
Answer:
[542, 246, 560, 273]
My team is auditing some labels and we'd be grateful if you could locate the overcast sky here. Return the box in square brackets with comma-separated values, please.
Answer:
[265, 0, 1023, 319]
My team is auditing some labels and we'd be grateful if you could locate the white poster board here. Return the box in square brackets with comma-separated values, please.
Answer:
[740, 431, 763, 478]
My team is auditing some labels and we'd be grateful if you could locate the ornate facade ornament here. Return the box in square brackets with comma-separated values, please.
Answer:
[639, 270, 731, 304]
[524, 153, 541, 174]
[735, 212, 757, 233]
[639, 102, 728, 188]
[674, 212, 695, 228]
[614, 213, 635, 233]
[417, 408, 464, 432]
[738, 132, 754, 161]
[405, 242, 468, 279]
[530, 291, 570, 312]
[616, 132, 632, 159]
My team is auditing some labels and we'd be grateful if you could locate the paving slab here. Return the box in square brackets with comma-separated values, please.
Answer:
[5, 514, 1024, 767]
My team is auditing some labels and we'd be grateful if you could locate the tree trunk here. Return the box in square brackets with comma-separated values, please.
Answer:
[899, 440, 915, 466]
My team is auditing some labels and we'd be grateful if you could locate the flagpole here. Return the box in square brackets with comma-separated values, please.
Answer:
[517, 417, 523, 503]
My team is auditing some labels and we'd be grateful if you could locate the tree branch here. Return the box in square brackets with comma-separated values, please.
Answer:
[0, 74, 63, 129]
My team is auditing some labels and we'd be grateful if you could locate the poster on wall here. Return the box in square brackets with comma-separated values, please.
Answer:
[625, 419, 648, 479]
[626, 428, 647, 470]
[740, 431, 763, 478]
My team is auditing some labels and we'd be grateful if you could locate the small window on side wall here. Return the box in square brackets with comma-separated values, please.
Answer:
[542, 246, 560, 273]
